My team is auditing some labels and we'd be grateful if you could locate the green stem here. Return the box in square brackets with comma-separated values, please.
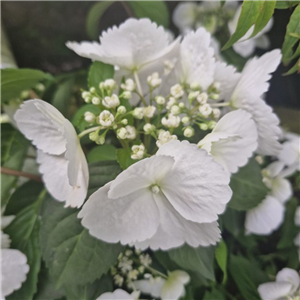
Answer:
[78, 126, 101, 138]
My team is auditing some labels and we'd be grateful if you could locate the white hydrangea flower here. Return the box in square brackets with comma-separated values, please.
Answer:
[102, 94, 120, 108]
[161, 114, 180, 128]
[170, 84, 184, 99]
[229, 5, 273, 57]
[143, 106, 156, 118]
[1, 249, 30, 298]
[215, 50, 282, 156]
[133, 270, 190, 300]
[156, 130, 178, 148]
[66, 18, 179, 73]
[96, 289, 138, 300]
[79, 140, 232, 250]
[258, 268, 300, 300]
[199, 104, 212, 118]
[198, 110, 258, 174]
[14, 100, 89, 208]
[98, 110, 114, 127]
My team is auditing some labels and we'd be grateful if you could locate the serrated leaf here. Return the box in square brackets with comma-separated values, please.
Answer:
[72, 104, 101, 131]
[215, 240, 228, 284]
[88, 161, 121, 195]
[1, 68, 50, 103]
[87, 144, 117, 163]
[128, 1, 170, 28]
[1, 124, 30, 206]
[86, 1, 114, 39]
[222, 1, 262, 50]
[40, 197, 123, 289]
[5, 189, 46, 300]
[275, 1, 300, 9]
[282, 5, 300, 65]
[168, 244, 215, 282]
[116, 148, 135, 170]
[88, 61, 114, 94]
[250, 1, 276, 38]
[228, 158, 269, 211]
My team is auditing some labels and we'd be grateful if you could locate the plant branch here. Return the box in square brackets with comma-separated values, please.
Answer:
[1, 167, 42, 183]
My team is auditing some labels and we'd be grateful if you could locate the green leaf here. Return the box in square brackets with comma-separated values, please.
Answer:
[40, 197, 123, 289]
[168, 244, 215, 281]
[229, 255, 268, 300]
[1, 124, 30, 206]
[250, 1, 276, 38]
[86, 1, 114, 39]
[215, 240, 228, 284]
[5, 189, 46, 300]
[284, 57, 300, 75]
[222, 1, 262, 50]
[228, 158, 269, 211]
[72, 104, 101, 131]
[203, 288, 225, 300]
[275, 1, 300, 9]
[1, 68, 50, 102]
[87, 144, 117, 163]
[88, 161, 121, 195]
[128, 1, 170, 28]
[116, 148, 135, 170]
[88, 61, 114, 94]
[282, 5, 300, 65]
[51, 77, 74, 118]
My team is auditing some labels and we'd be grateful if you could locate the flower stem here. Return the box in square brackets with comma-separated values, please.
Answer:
[210, 102, 230, 107]
[1, 167, 42, 182]
[133, 71, 147, 106]
[78, 126, 101, 138]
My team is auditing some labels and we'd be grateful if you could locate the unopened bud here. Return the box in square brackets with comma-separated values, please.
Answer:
[155, 96, 166, 105]
[183, 127, 194, 138]
[117, 106, 127, 114]
[197, 93, 208, 105]
[92, 97, 101, 105]
[170, 105, 180, 115]
[98, 110, 114, 127]
[122, 91, 132, 99]
[181, 116, 190, 124]
[89, 87, 96, 93]
[133, 107, 144, 119]
[143, 123, 156, 134]
[131, 144, 145, 160]
[199, 123, 209, 130]
[170, 84, 184, 99]
[104, 79, 116, 90]
[121, 119, 128, 125]
[144, 106, 156, 118]
[102, 94, 120, 108]
[84, 111, 95, 123]
[190, 82, 201, 91]
[199, 104, 212, 117]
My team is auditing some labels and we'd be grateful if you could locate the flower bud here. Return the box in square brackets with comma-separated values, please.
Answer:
[35, 83, 45, 92]
[210, 93, 220, 100]
[82, 91, 90, 98]
[181, 116, 190, 124]
[117, 127, 128, 140]
[95, 135, 105, 145]
[121, 119, 128, 125]
[197, 92, 208, 105]
[98, 110, 114, 127]
[147, 72, 162, 88]
[162, 114, 180, 128]
[121, 78, 135, 91]
[143, 123, 156, 134]
[92, 97, 101, 105]
[199, 123, 209, 130]
[156, 130, 178, 147]
[104, 79, 116, 90]
[155, 96, 166, 105]
[131, 144, 145, 160]
[166, 97, 176, 110]
[117, 106, 127, 114]
[144, 106, 156, 118]
[199, 104, 212, 117]
[89, 87, 96, 93]
[183, 126, 194, 138]
[122, 91, 132, 99]
[190, 82, 201, 91]
[178, 102, 185, 108]
[133, 107, 144, 119]
[89, 131, 98, 141]
[125, 125, 137, 140]
[84, 111, 95, 123]
[212, 108, 221, 119]
[170, 105, 180, 115]
[170, 84, 184, 99]
[102, 94, 120, 108]
[208, 121, 216, 129]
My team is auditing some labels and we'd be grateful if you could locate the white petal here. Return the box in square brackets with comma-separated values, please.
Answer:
[200, 109, 258, 173]
[255, 35, 271, 49]
[97, 289, 134, 300]
[78, 183, 160, 244]
[245, 196, 285, 235]
[179, 27, 215, 89]
[157, 141, 232, 223]
[270, 177, 292, 204]
[265, 161, 285, 178]
[108, 155, 174, 199]
[258, 281, 294, 300]
[173, 2, 198, 32]
[1, 231, 11, 249]
[1, 215, 15, 229]
[37, 150, 87, 208]
[278, 138, 300, 167]
[133, 278, 165, 298]
[14, 99, 66, 155]
[233, 39, 256, 57]
[276, 268, 300, 294]
[66, 41, 105, 61]
[214, 61, 241, 102]
[134, 192, 221, 250]
[1, 249, 29, 297]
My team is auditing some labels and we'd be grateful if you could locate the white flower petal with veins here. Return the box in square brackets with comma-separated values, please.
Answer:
[173, 2, 198, 32]
[15, 100, 89, 208]
[79, 140, 231, 250]
[1, 249, 29, 298]
[198, 109, 258, 174]
[96, 289, 135, 300]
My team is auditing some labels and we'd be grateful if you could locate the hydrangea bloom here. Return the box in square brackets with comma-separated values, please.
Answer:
[79, 140, 232, 250]
[258, 268, 300, 300]
[133, 270, 190, 300]
[198, 109, 258, 174]
[14, 99, 89, 208]
[66, 18, 179, 73]
[215, 50, 282, 156]
[229, 5, 273, 57]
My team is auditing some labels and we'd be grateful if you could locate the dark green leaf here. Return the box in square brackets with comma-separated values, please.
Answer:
[86, 1, 114, 39]
[229, 255, 268, 300]
[128, 1, 170, 28]
[251, 1, 276, 38]
[87, 144, 117, 163]
[40, 197, 123, 289]
[228, 158, 269, 211]
[275, 1, 300, 9]
[1, 68, 50, 102]
[168, 244, 215, 282]
[222, 1, 262, 50]
[72, 104, 101, 131]
[284, 57, 300, 75]
[215, 240, 228, 284]
[282, 5, 300, 65]
[88, 61, 114, 94]
[5, 189, 46, 300]
[1, 124, 30, 206]
[203, 288, 225, 300]
[51, 77, 74, 118]
[88, 161, 121, 195]
[116, 148, 135, 170]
